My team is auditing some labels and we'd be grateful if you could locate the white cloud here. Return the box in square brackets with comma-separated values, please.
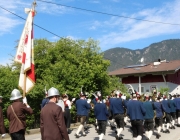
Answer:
[0, 0, 73, 36]
[89, 20, 101, 30]
[97, 0, 180, 50]
[0, 16, 22, 35]
[36, 0, 71, 15]
[50, 35, 79, 42]
[0, 0, 30, 36]
[66, 35, 78, 40]
[50, 36, 60, 42]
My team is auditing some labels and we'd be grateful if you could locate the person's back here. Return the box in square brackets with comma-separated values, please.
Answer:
[174, 97, 180, 110]
[154, 101, 163, 118]
[41, 102, 67, 139]
[7, 101, 33, 133]
[127, 94, 146, 140]
[40, 87, 69, 140]
[169, 99, 176, 113]
[7, 89, 33, 140]
[143, 101, 154, 119]
[127, 99, 146, 120]
[94, 102, 108, 120]
[111, 98, 125, 115]
[161, 99, 171, 113]
[76, 99, 91, 116]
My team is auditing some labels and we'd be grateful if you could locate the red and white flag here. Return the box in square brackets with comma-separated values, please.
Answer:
[15, 9, 35, 94]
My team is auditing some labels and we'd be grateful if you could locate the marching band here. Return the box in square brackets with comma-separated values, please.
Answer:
[62, 88, 180, 140]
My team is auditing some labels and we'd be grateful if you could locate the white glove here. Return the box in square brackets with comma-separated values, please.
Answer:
[87, 99, 91, 104]
[72, 98, 76, 102]
[121, 95, 126, 100]
[1, 134, 6, 137]
[23, 97, 27, 104]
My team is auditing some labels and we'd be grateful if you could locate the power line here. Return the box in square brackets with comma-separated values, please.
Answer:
[37, 0, 180, 26]
[0, 5, 62, 38]
[0, 5, 148, 72]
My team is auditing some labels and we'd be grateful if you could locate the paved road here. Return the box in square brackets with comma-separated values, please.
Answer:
[2, 122, 180, 140]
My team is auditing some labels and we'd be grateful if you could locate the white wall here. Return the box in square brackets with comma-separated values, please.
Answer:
[125, 82, 180, 94]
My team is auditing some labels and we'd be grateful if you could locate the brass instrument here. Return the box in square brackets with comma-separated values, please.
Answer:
[90, 103, 94, 109]
[127, 84, 135, 95]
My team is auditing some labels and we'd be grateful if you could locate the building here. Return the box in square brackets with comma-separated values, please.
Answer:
[109, 59, 180, 95]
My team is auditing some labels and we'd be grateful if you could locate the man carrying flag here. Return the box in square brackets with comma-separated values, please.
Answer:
[7, 2, 36, 140]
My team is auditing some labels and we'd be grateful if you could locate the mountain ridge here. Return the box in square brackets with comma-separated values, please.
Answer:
[103, 39, 180, 72]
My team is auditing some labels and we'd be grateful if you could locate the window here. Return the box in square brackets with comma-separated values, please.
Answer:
[138, 86, 144, 93]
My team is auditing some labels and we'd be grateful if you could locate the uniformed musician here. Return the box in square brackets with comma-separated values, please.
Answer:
[127, 93, 146, 140]
[94, 94, 109, 140]
[110, 90, 126, 140]
[143, 95, 154, 140]
[153, 96, 164, 139]
[161, 95, 171, 133]
[75, 92, 91, 138]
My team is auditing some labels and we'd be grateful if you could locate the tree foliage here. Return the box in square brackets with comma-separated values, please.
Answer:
[34, 38, 110, 96]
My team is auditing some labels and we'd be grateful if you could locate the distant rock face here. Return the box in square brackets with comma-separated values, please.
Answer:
[103, 39, 180, 72]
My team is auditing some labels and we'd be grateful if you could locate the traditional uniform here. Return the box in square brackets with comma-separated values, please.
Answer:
[153, 97, 164, 139]
[173, 93, 180, 127]
[127, 93, 146, 140]
[40, 87, 69, 140]
[7, 89, 33, 140]
[143, 96, 154, 140]
[94, 99, 109, 140]
[169, 94, 176, 129]
[109, 96, 116, 130]
[110, 90, 126, 140]
[161, 96, 171, 133]
[75, 92, 91, 138]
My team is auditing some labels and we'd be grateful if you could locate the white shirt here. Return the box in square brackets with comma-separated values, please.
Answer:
[56, 99, 65, 112]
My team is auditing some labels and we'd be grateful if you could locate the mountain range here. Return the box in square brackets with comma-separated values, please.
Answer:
[103, 39, 180, 72]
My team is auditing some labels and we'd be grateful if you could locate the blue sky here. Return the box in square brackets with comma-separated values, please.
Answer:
[0, 0, 180, 65]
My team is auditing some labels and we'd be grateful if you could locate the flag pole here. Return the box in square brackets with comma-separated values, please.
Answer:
[32, 0, 37, 11]
[23, 73, 27, 98]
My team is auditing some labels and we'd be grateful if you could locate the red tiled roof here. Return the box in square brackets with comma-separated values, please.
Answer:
[109, 60, 180, 76]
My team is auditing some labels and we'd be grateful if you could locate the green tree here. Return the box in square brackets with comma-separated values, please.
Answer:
[158, 87, 169, 96]
[34, 38, 110, 96]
